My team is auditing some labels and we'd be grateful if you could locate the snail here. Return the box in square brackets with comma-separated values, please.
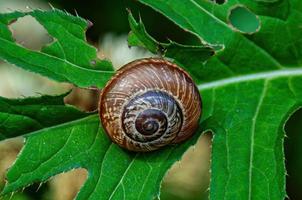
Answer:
[98, 58, 202, 152]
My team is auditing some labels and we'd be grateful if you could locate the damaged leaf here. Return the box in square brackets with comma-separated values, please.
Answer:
[0, 9, 115, 88]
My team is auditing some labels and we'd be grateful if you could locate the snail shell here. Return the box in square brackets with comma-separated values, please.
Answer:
[99, 58, 202, 152]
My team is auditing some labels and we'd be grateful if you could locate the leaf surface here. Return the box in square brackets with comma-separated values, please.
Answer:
[130, 0, 302, 199]
[2, 1, 302, 199]
[128, 12, 217, 83]
[2, 114, 206, 200]
[0, 9, 115, 88]
[0, 93, 89, 141]
[0, 9, 209, 200]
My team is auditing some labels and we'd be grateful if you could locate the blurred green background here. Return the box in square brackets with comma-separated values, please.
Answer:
[0, 0, 301, 200]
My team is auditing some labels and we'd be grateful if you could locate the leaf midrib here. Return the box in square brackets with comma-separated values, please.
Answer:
[23, 114, 98, 139]
[198, 68, 302, 90]
[0, 37, 114, 74]
[5, 114, 99, 187]
[108, 154, 138, 200]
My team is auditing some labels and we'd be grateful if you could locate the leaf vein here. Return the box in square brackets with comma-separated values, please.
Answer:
[248, 80, 268, 200]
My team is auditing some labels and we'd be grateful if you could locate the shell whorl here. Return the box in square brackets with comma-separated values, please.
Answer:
[99, 58, 202, 152]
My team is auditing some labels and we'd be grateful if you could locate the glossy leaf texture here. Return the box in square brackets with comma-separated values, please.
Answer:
[131, 0, 302, 199]
[0, 9, 115, 88]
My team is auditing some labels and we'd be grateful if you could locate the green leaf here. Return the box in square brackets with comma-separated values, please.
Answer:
[0, 92, 89, 141]
[131, 0, 302, 199]
[0, 9, 115, 88]
[128, 12, 217, 83]
[2, 114, 206, 200]
[201, 76, 302, 199]
[2, 1, 302, 199]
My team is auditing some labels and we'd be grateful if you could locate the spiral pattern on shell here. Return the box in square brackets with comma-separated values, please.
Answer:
[99, 58, 202, 152]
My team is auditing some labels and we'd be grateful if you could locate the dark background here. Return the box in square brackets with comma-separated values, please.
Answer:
[47, 0, 199, 44]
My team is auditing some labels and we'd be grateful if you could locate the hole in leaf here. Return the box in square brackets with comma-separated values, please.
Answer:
[9, 15, 53, 50]
[64, 87, 100, 112]
[161, 134, 211, 199]
[228, 5, 260, 34]
[0, 63, 71, 98]
[285, 107, 302, 200]
[49, 168, 88, 200]
[209, 0, 227, 5]
[0, 138, 49, 199]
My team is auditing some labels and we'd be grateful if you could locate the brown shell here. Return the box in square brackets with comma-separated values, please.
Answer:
[99, 58, 202, 152]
